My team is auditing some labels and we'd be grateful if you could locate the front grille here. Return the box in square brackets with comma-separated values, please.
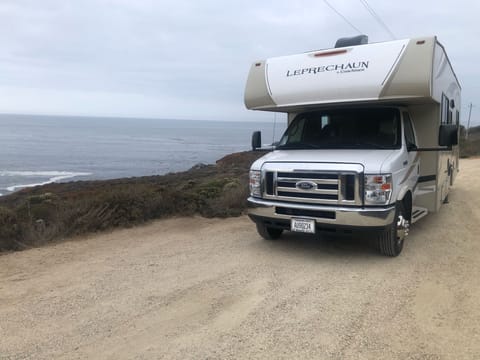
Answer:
[276, 207, 336, 219]
[277, 191, 338, 200]
[277, 172, 338, 179]
[344, 173, 355, 200]
[263, 169, 361, 206]
[265, 172, 274, 195]
[277, 181, 337, 189]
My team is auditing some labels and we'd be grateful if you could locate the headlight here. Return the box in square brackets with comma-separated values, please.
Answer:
[249, 170, 261, 197]
[364, 174, 392, 205]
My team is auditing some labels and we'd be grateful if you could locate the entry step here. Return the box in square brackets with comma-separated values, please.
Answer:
[411, 206, 428, 224]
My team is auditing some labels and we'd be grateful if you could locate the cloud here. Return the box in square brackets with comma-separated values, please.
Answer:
[0, 0, 479, 124]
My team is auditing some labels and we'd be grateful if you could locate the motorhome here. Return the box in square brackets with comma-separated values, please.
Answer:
[244, 35, 460, 256]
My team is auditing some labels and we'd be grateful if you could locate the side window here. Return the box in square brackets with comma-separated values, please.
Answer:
[287, 117, 306, 143]
[403, 112, 416, 146]
[456, 110, 460, 126]
[441, 94, 450, 124]
[320, 115, 330, 129]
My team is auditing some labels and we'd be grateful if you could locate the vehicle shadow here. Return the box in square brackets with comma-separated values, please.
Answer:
[252, 230, 380, 260]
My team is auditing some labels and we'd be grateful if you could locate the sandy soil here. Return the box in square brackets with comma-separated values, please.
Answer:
[1, 159, 480, 359]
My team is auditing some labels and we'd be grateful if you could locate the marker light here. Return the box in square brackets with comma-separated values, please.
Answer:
[312, 49, 348, 57]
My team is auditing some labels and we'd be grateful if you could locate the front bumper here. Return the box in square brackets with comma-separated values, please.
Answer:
[248, 197, 395, 228]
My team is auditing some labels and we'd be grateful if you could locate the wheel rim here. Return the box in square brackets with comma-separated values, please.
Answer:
[396, 214, 409, 246]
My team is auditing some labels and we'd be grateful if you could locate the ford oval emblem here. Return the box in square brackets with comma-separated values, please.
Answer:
[296, 181, 317, 190]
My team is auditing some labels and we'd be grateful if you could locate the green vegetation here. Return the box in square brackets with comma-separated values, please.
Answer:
[460, 125, 480, 158]
[0, 151, 267, 251]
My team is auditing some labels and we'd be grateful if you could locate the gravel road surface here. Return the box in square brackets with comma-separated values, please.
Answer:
[1, 159, 480, 359]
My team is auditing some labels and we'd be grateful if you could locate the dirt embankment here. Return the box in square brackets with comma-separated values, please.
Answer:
[1, 158, 480, 359]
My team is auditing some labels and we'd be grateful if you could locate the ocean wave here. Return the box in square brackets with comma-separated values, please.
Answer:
[1, 171, 92, 192]
[0, 170, 90, 177]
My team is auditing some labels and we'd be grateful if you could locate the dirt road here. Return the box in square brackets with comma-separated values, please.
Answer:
[1, 159, 480, 359]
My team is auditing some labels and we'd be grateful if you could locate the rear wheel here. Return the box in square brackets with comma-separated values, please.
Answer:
[256, 223, 283, 240]
[378, 202, 409, 257]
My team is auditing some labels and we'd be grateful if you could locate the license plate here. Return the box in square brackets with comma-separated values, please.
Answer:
[291, 218, 315, 234]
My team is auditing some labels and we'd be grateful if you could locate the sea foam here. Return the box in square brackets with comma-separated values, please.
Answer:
[1, 171, 92, 192]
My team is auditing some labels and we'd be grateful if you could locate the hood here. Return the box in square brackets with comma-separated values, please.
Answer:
[251, 149, 398, 173]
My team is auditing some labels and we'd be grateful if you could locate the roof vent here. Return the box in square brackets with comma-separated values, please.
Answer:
[335, 35, 368, 48]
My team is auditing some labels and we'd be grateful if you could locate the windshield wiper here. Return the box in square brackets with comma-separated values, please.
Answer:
[277, 141, 394, 150]
[354, 141, 392, 149]
[276, 142, 324, 150]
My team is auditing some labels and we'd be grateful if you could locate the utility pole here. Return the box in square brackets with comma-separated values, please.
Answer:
[466, 103, 473, 139]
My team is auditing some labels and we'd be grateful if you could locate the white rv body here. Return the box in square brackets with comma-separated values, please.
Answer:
[245, 36, 460, 256]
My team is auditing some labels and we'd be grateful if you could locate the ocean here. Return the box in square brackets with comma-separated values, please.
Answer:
[0, 114, 286, 196]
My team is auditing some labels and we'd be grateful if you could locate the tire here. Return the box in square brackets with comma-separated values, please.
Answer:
[256, 223, 283, 240]
[378, 202, 409, 257]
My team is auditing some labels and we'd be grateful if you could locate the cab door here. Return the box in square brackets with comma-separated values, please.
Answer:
[402, 111, 420, 197]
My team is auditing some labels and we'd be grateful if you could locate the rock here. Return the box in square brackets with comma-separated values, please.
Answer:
[190, 163, 209, 170]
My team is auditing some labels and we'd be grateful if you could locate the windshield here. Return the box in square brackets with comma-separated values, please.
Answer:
[277, 108, 401, 150]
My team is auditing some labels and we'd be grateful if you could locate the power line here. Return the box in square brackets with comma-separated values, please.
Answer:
[358, 0, 396, 39]
[322, 0, 363, 35]
[466, 103, 474, 139]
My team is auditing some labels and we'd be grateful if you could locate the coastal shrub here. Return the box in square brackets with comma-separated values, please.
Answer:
[211, 184, 249, 217]
[0, 194, 64, 248]
[460, 137, 480, 158]
[197, 179, 229, 199]
[0, 207, 19, 250]
[64, 190, 147, 233]
[459, 126, 480, 158]
[19, 219, 63, 248]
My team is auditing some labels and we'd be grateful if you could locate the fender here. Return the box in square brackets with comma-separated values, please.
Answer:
[396, 184, 412, 203]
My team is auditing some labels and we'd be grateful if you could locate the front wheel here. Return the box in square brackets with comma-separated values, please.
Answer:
[256, 223, 283, 240]
[378, 202, 409, 257]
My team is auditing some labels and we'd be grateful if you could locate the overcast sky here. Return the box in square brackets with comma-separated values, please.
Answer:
[0, 0, 478, 124]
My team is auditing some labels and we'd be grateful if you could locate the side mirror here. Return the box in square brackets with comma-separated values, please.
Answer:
[252, 131, 261, 151]
[439, 124, 458, 147]
[407, 142, 417, 152]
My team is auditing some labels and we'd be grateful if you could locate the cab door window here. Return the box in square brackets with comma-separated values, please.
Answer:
[403, 112, 416, 147]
